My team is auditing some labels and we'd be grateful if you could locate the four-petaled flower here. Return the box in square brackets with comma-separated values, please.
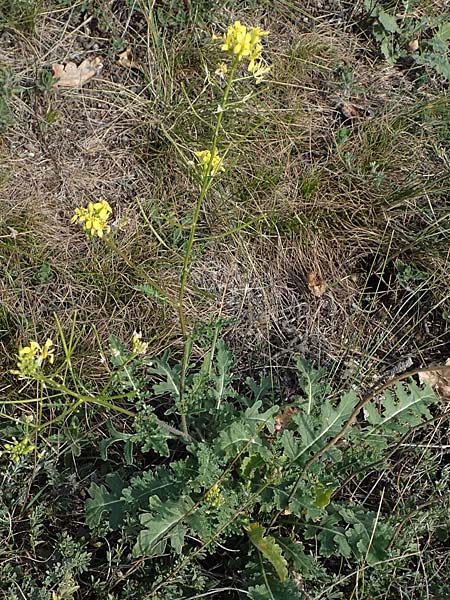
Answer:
[205, 483, 224, 508]
[1, 436, 36, 463]
[215, 62, 228, 79]
[71, 199, 112, 238]
[12, 338, 55, 378]
[217, 20, 269, 81]
[132, 331, 149, 355]
[248, 59, 271, 83]
[194, 149, 224, 176]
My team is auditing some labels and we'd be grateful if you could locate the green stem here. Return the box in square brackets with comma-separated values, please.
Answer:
[177, 59, 239, 437]
[34, 375, 136, 418]
[33, 375, 191, 440]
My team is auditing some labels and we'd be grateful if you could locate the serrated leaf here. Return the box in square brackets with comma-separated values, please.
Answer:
[211, 340, 235, 409]
[293, 391, 357, 461]
[305, 513, 346, 558]
[292, 412, 316, 450]
[338, 505, 391, 563]
[296, 357, 329, 413]
[244, 401, 279, 434]
[135, 283, 168, 305]
[417, 50, 450, 80]
[380, 36, 395, 62]
[217, 421, 255, 458]
[99, 420, 134, 465]
[364, 400, 381, 424]
[121, 470, 174, 510]
[193, 442, 224, 489]
[306, 506, 392, 562]
[86, 473, 125, 530]
[132, 496, 193, 557]
[281, 430, 298, 460]
[364, 0, 379, 14]
[275, 537, 324, 580]
[247, 581, 302, 600]
[436, 22, 450, 42]
[319, 391, 356, 437]
[378, 9, 399, 33]
[367, 380, 437, 434]
[170, 524, 187, 554]
[131, 533, 167, 558]
[241, 453, 266, 478]
[150, 352, 180, 399]
[134, 412, 171, 457]
[246, 523, 288, 582]
[246, 376, 273, 402]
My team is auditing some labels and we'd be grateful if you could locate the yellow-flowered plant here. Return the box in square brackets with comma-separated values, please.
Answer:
[217, 20, 270, 81]
[1, 436, 35, 463]
[205, 483, 224, 508]
[249, 60, 271, 83]
[132, 331, 149, 355]
[194, 149, 224, 176]
[215, 62, 228, 79]
[13, 338, 55, 378]
[71, 199, 112, 238]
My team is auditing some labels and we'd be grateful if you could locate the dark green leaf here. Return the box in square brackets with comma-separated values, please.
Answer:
[86, 473, 125, 530]
[133, 496, 194, 557]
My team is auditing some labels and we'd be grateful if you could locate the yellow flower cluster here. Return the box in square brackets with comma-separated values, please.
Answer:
[71, 199, 112, 238]
[205, 483, 224, 508]
[194, 149, 224, 176]
[1, 436, 35, 463]
[132, 331, 149, 355]
[218, 21, 270, 81]
[13, 338, 54, 378]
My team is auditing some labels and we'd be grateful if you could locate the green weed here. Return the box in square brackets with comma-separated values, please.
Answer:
[1, 4, 450, 599]
[0, 0, 40, 31]
[364, 0, 450, 81]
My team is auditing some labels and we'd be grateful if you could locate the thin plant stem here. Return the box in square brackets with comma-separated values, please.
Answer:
[32, 375, 190, 440]
[177, 59, 239, 437]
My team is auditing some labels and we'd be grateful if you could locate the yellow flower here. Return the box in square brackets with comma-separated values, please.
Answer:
[41, 338, 55, 362]
[13, 338, 55, 378]
[205, 483, 224, 508]
[71, 199, 112, 238]
[2, 436, 35, 463]
[132, 331, 148, 355]
[248, 59, 271, 83]
[215, 62, 228, 79]
[219, 21, 269, 64]
[194, 149, 224, 176]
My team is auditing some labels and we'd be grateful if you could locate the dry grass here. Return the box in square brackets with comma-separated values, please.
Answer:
[1, 2, 450, 598]
[0, 0, 449, 393]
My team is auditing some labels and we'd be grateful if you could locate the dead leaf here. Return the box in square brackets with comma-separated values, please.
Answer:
[117, 48, 138, 69]
[407, 39, 419, 52]
[418, 359, 450, 398]
[307, 272, 327, 298]
[339, 102, 372, 120]
[274, 407, 299, 432]
[52, 57, 103, 88]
